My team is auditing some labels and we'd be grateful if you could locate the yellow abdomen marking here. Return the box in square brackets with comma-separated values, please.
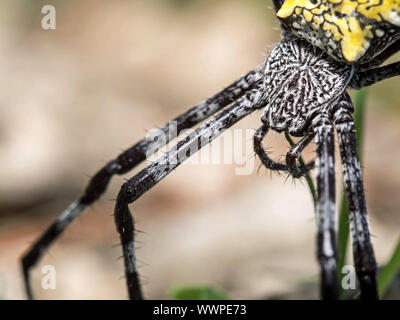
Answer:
[277, 0, 400, 63]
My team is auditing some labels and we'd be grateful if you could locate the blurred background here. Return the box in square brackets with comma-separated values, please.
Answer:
[0, 0, 399, 300]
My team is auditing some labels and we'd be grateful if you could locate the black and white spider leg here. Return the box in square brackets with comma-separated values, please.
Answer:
[253, 124, 314, 177]
[21, 67, 263, 299]
[350, 61, 400, 89]
[334, 100, 378, 300]
[314, 119, 338, 300]
[113, 89, 265, 299]
[253, 124, 288, 173]
[358, 40, 400, 70]
[285, 133, 315, 178]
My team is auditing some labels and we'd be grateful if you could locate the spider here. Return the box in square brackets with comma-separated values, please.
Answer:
[22, 0, 400, 300]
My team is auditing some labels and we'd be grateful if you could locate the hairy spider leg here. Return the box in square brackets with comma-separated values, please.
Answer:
[333, 98, 378, 300]
[314, 119, 339, 300]
[285, 133, 315, 178]
[350, 61, 400, 90]
[253, 124, 314, 176]
[253, 124, 288, 172]
[21, 68, 263, 299]
[358, 40, 400, 71]
[113, 88, 266, 299]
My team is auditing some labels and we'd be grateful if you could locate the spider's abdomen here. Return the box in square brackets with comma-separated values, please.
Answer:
[262, 38, 353, 135]
[277, 0, 400, 64]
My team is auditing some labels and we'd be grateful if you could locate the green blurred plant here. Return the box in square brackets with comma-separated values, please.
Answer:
[378, 238, 400, 297]
[169, 285, 229, 300]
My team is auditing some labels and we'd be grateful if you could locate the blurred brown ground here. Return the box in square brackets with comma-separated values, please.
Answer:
[0, 0, 399, 299]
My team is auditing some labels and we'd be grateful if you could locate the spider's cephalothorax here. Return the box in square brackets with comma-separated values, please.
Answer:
[261, 37, 354, 135]
[277, 0, 400, 63]
[21, 0, 400, 301]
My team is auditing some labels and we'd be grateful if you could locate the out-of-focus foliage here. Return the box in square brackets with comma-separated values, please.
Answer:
[379, 238, 400, 297]
[169, 285, 229, 300]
